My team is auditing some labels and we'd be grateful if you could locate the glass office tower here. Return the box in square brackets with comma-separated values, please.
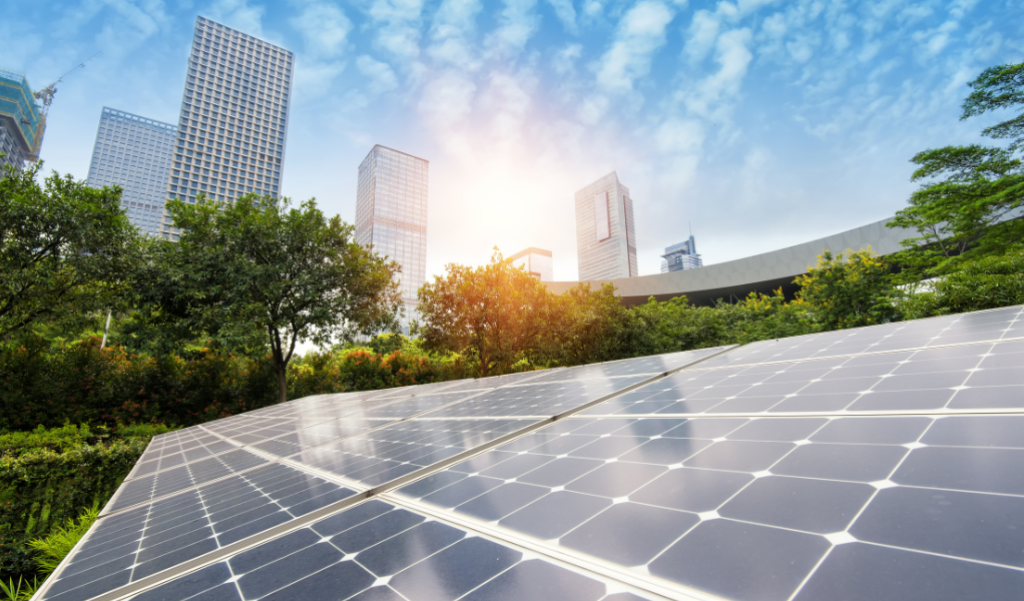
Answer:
[575, 171, 638, 280]
[356, 145, 429, 329]
[661, 234, 703, 272]
[87, 108, 176, 237]
[162, 16, 294, 240]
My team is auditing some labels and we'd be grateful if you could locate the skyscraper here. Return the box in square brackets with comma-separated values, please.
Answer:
[510, 248, 553, 281]
[575, 171, 637, 280]
[356, 145, 428, 327]
[87, 108, 176, 237]
[661, 234, 703, 272]
[0, 69, 43, 172]
[161, 16, 293, 240]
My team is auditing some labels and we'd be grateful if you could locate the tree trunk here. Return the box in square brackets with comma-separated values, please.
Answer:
[275, 362, 288, 404]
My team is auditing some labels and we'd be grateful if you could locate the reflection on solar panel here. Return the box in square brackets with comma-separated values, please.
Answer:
[35, 307, 1024, 601]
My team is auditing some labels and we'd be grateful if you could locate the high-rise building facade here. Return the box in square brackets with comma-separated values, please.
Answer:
[661, 234, 703, 272]
[510, 247, 553, 281]
[161, 16, 293, 240]
[0, 69, 43, 172]
[356, 145, 428, 326]
[87, 108, 176, 237]
[575, 171, 637, 280]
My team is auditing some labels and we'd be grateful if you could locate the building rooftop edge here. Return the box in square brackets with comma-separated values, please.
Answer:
[370, 144, 430, 163]
[101, 107, 178, 130]
[194, 15, 295, 56]
[509, 247, 553, 261]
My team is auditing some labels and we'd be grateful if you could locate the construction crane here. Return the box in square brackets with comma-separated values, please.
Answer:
[33, 51, 102, 116]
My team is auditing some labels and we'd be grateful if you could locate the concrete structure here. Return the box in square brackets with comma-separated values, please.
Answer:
[0, 69, 43, 172]
[575, 172, 637, 280]
[162, 16, 294, 240]
[87, 108, 176, 237]
[356, 145, 429, 328]
[510, 248, 553, 281]
[661, 235, 703, 272]
[548, 218, 915, 306]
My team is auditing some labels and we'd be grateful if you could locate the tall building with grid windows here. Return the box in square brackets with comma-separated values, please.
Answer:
[161, 16, 293, 240]
[575, 171, 638, 280]
[356, 145, 428, 329]
[86, 108, 176, 237]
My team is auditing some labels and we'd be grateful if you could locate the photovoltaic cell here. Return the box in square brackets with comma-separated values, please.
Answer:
[107, 449, 271, 513]
[583, 338, 1024, 416]
[44, 463, 356, 601]
[124, 499, 651, 601]
[288, 418, 537, 487]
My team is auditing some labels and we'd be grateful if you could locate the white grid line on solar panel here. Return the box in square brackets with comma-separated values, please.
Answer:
[117, 497, 670, 601]
[579, 338, 1024, 417]
[42, 462, 360, 601]
[389, 412, 1024, 601]
[103, 449, 272, 515]
[433, 367, 564, 392]
[695, 304, 1024, 371]
[127, 431, 242, 481]
[115, 390, 520, 516]
[285, 418, 539, 488]
[518, 347, 735, 385]
[410, 377, 655, 419]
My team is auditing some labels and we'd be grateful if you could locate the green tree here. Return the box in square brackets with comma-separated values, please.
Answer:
[416, 249, 552, 377]
[154, 193, 401, 403]
[794, 248, 900, 330]
[0, 163, 140, 339]
[545, 283, 625, 366]
[889, 62, 1024, 275]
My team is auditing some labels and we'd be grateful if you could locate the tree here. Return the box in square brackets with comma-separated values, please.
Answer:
[0, 163, 140, 339]
[545, 283, 625, 366]
[793, 248, 900, 330]
[156, 193, 401, 403]
[889, 62, 1024, 275]
[416, 249, 552, 377]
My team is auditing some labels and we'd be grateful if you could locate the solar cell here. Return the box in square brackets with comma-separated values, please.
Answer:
[121, 500, 654, 601]
[43, 464, 357, 601]
[582, 338, 1024, 417]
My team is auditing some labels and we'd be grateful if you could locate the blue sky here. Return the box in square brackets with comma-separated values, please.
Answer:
[4, 0, 1022, 280]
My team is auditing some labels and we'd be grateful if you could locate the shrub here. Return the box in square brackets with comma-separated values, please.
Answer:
[931, 249, 1024, 313]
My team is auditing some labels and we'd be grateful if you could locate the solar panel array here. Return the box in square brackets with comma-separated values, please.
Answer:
[34, 306, 1024, 601]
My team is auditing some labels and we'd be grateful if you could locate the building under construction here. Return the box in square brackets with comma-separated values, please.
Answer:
[0, 69, 44, 171]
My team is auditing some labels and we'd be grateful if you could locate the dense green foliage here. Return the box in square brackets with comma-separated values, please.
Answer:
[889, 61, 1024, 275]
[0, 163, 140, 339]
[0, 425, 168, 583]
[146, 194, 402, 403]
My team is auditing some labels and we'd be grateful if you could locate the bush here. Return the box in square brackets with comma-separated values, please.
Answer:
[0, 435, 150, 582]
[0, 337, 277, 431]
[930, 250, 1024, 313]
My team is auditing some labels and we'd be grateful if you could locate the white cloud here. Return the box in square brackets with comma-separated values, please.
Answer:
[205, 0, 265, 37]
[290, 1, 352, 58]
[682, 27, 752, 119]
[595, 0, 675, 93]
[428, 0, 483, 70]
[684, 9, 720, 64]
[487, 0, 541, 59]
[546, 0, 578, 33]
[356, 55, 399, 94]
[365, 0, 426, 63]
[552, 43, 582, 74]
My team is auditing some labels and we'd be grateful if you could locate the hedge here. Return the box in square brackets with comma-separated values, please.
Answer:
[0, 425, 171, 582]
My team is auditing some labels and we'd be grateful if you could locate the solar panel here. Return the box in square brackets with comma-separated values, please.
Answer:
[121, 499, 654, 601]
[35, 308, 1024, 601]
